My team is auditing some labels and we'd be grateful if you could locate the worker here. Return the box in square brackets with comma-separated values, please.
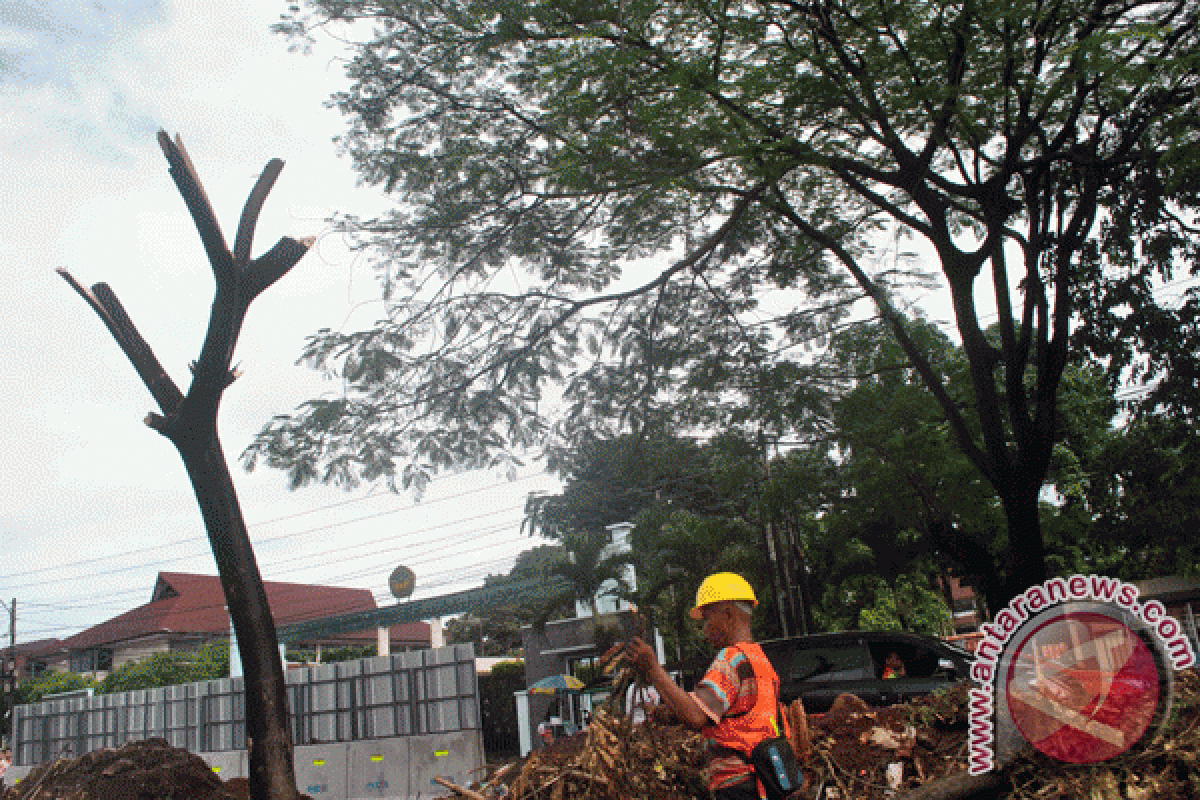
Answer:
[882, 650, 906, 679]
[626, 572, 789, 800]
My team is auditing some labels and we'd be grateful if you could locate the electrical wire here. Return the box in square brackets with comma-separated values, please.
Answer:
[0, 470, 551, 584]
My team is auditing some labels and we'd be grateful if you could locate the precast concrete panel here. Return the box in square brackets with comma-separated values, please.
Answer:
[308, 663, 340, 744]
[346, 739, 408, 799]
[84, 695, 119, 752]
[360, 656, 398, 738]
[406, 730, 485, 799]
[338, 659, 363, 741]
[145, 687, 167, 737]
[198, 750, 247, 781]
[295, 744, 349, 799]
[4, 764, 34, 787]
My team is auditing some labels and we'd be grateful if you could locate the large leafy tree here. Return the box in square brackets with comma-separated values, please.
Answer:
[258, 0, 1200, 605]
[823, 320, 1009, 609]
[1052, 413, 1200, 578]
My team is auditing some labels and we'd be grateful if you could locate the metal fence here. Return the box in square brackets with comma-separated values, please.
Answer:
[12, 644, 479, 767]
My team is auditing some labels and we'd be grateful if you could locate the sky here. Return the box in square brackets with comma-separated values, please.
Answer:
[0, 0, 561, 647]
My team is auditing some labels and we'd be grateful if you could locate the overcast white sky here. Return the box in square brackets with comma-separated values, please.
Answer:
[0, 0, 561, 646]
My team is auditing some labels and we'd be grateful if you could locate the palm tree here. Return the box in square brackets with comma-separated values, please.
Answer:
[536, 529, 635, 626]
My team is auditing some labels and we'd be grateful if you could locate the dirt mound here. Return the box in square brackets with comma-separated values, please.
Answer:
[806, 684, 973, 798]
[1, 739, 245, 800]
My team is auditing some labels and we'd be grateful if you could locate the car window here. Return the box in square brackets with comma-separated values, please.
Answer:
[867, 640, 965, 679]
[775, 644, 871, 683]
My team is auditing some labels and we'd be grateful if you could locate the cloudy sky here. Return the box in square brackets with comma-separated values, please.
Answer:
[0, 0, 560, 647]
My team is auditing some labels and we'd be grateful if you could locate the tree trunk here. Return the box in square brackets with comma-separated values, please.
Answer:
[59, 132, 311, 800]
[178, 439, 296, 798]
[997, 482, 1047, 608]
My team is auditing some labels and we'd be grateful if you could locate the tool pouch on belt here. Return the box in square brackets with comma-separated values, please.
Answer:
[748, 733, 803, 800]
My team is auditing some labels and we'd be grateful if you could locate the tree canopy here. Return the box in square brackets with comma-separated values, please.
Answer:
[259, 0, 1200, 605]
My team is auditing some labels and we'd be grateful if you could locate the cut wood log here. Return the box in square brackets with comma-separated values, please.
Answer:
[893, 769, 1006, 800]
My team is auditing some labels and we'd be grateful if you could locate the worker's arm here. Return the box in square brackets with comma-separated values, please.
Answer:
[625, 637, 712, 731]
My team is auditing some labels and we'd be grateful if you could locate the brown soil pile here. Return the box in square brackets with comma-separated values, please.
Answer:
[805, 684, 973, 799]
[1, 739, 250, 800]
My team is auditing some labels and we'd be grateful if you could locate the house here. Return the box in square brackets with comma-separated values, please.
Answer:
[940, 574, 981, 634]
[3, 639, 60, 682]
[41, 572, 430, 678]
[1135, 575, 1200, 651]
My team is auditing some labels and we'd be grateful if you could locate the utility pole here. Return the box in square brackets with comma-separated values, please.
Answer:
[1, 597, 14, 747]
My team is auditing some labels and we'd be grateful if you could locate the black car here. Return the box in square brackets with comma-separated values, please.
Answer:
[758, 631, 973, 712]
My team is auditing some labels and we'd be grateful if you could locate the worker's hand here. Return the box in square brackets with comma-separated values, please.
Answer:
[599, 641, 626, 672]
[625, 637, 660, 678]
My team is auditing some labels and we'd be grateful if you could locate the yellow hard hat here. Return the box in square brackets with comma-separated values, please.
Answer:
[690, 572, 758, 619]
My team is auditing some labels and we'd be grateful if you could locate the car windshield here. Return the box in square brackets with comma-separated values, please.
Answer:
[783, 644, 870, 682]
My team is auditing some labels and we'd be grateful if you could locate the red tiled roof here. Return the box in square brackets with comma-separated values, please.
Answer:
[11, 638, 61, 657]
[58, 572, 428, 651]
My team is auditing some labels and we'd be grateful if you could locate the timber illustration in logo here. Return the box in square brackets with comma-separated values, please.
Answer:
[1004, 610, 1165, 763]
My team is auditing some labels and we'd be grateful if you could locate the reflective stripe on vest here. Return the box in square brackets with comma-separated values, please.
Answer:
[702, 642, 785, 757]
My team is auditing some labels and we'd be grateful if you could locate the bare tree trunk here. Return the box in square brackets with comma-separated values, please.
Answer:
[59, 131, 311, 800]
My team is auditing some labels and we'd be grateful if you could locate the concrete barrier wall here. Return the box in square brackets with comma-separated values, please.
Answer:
[6, 645, 484, 799]
[4, 731, 486, 800]
[197, 750, 247, 781]
[295, 743, 349, 798]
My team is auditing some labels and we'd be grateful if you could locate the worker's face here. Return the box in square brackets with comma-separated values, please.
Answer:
[698, 602, 735, 648]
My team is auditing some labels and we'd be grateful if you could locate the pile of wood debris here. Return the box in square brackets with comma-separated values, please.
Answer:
[451, 705, 710, 800]
[442, 668, 1200, 800]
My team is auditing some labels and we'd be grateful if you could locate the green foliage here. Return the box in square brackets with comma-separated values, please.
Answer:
[18, 671, 100, 704]
[262, 0, 1200, 607]
[1054, 414, 1200, 580]
[477, 660, 527, 756]
[98, 641, 230, 694]
[488, 660, 526, 680]
[857, 577, 952, 635]
[285, 644, 377, 664]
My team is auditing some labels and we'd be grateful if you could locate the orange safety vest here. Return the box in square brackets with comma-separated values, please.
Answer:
[702, 642, 790, 758]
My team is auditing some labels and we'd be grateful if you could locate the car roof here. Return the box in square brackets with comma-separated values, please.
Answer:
[759, 630, 972, 659]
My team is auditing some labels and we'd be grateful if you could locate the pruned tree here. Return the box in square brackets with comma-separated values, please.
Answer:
[259, 0, 1200, 606]
[58, 132, 311, 800]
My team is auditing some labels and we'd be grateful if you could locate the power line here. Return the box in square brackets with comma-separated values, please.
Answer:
[0, 470, 550, 584]
[11, 517, 551, 638]
[1, 489, 537, 593]
[15, 541, 541, 640]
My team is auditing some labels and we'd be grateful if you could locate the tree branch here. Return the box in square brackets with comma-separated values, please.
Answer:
[55, 269, 185, 420]
[235, 159, 286, 264]
[157, 131, 233, 282]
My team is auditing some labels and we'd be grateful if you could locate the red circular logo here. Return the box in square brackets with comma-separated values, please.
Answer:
[1005, 611, 1161, 763]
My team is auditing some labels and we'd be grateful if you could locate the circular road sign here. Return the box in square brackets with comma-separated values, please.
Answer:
[389, 565, 416, 600]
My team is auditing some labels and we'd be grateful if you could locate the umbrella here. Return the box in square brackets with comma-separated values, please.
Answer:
[529, 674, 585, 694]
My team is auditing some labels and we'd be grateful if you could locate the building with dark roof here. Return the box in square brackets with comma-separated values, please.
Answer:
[41, 572, 430, 677]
